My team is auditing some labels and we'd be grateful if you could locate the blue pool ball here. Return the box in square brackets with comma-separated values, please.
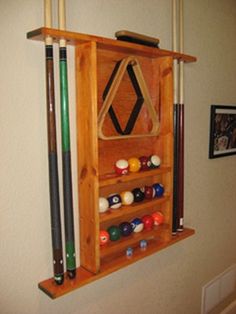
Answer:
[107, 193, 122, 209]
[119, 222, 133, 236]
[132, 188, 145, 202]
[130, 218, 144, 233]
[153, 183, 164, 197]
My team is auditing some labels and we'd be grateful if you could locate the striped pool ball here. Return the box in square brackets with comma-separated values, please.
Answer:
[130, 218, 144, 233]
[149, 155, 161, 168]
[114, 159, 129, 175]
[120, 191, 134, 205]
[107, 193, 122, 209]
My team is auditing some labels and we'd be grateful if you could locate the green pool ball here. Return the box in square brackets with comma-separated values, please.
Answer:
[107, 225, 121, 241]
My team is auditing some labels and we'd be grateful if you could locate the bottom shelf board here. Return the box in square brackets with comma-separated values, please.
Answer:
[38, 227, 195, 299]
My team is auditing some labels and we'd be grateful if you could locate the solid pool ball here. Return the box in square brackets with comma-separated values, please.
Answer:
[139, 156, 150, 171]
[98, 197, 109, 213]
[143, 185, 155, 199]
[107, 225, 121, 241]
[132, 188, 145, 202]
[153, 183, 164, 197]
[142, 215, 154, 230]
[119, 222, 133, 236]
[120, 191, 134, 205]
[149, 155, 161, 168]
[130, 218, 144, 233]
[99, 230, 109, 245]
[107, 193, 122, 209]
[114, 159, 129, 175]
[152, 211, 164, 225]
[128, 157, 141, 172]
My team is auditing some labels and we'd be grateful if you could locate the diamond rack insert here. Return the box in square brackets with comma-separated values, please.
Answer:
[97, 56, 160, 140]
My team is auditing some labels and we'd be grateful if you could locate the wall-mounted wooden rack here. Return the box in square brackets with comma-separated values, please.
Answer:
[27, 27, 196, 299]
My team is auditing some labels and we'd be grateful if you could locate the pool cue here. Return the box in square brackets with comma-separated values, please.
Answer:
[172, 0, 179, 234]
[44, 0, 64, 285]
[177, 0, 184, 231]
[58, 0, 76, 279]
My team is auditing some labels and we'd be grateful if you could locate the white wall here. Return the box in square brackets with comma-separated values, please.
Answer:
[1, 1, 236, 313]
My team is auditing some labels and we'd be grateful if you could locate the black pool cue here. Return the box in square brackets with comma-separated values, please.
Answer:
[172, 0, 179, 234]
[177, 0, 184, 231]
[58, 0, 76, 279]
[44, 0, 64, 285]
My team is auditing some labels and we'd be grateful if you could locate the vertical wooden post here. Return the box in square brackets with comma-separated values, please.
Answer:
[75, 42, 100, 273]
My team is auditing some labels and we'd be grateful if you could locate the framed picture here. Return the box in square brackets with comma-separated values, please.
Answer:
[209, 105, 236, 158]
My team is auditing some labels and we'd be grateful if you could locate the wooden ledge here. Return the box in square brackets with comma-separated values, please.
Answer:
[38, 227, 195, 299]
[27, 27, 197, 62]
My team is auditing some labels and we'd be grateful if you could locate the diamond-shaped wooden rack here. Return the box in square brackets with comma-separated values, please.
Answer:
[98, 56, 160, 140]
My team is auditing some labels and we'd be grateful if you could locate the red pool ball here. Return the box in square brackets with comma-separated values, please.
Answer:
[114, 159, 129, 175]
[142, 215, 154, 230]
[99, 230, 109, 245]
[139, 156, 150, 171]
[152, 211, 164, 225]
[143, 185, 155, 199]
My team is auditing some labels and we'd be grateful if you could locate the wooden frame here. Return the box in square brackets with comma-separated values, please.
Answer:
[27, 27, 196, 299]
[209, 105, 236, 159]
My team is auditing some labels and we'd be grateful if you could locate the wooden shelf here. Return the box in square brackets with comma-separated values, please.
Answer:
[27, 27, 197, 62]
[99, 195, 170, 224]
[38, 228, 195, 299]
[99, 165, 171, 187]
[100, 224, 169, 258]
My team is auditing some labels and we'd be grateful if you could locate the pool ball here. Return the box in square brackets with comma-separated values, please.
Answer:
[128, 157, 141, 172]
[99, 230, 109, 245]
[130, 218, 144, 233]
[139, 156, 150, 171]
[132, 188, 145, 202]
[143, 185, 155, 199]
[107, 225, 121, 241]
[114, 159, 129, 175]
[142, 215, 154, 230]
[120, 191, 134, 205]
[119, 222, 133, 236]
[149, 155, 161, 168]
[98, 197, 109, 213]
[153, 183, 164, 197]
[152, 211, 164, 225]
[107, 193, 122, 209]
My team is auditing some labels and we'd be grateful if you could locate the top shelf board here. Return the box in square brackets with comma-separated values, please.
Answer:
[27, 27, 197, 62]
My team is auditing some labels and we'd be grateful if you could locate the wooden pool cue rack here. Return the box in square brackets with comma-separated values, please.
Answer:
[27, 27, 196, 299]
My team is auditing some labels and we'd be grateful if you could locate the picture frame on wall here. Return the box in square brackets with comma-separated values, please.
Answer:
[209, 105, 236, 158]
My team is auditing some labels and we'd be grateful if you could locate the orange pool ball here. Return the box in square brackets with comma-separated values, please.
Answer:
[128, 157, 141, 172]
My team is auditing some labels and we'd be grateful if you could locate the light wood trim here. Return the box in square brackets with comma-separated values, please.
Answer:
[76, 41, 100, 273]
[38, 228, 195, 299]
[27, 27, 197, 62]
